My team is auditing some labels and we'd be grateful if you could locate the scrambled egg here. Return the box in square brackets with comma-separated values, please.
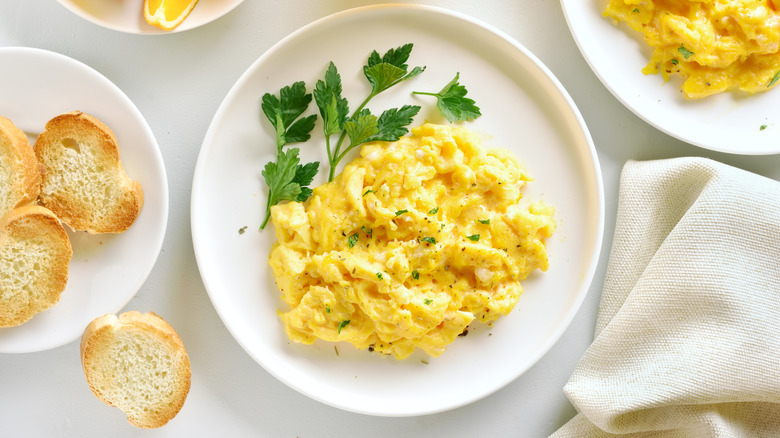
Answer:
[268, 123, 555, 359]
[605, 0, 780, 98]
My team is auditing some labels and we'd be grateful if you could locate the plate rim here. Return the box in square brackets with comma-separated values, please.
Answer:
[0, 46, 169, 353]
[191, 3, 604, 416]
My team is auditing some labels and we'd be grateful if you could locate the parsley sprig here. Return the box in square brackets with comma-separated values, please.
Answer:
[413, 73, 481, 122]
[259, 82, 319, 229]
[315, 44, 425, 181]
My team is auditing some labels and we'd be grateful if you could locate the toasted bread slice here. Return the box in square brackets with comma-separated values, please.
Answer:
[34, 111, 143, 233]
[0, 116, 41, 219]
[80, 311, 191, 429]
[0, 205, 72, 327]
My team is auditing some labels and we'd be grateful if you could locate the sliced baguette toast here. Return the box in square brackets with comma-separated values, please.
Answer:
[34, 111, 143, 233]
[0, 204, 72, 327]
[0, 116, 42, 219]
[80, 311, 191, 429]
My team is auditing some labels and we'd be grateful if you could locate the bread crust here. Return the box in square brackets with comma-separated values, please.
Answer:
[0, 116, 42, 219]
[0, 204, 72, 327]
[80, 311, 191, 428]
[34, 111, 143, 234]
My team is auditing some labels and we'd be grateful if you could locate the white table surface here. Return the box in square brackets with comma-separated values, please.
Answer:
[1, 1, 779, 436]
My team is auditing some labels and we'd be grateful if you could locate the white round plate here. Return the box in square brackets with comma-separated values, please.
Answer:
[561, 0, 780, 155]
[192, 5, 603, 416]
[56, 0, 244, 34]
[0, 47, 168, 353]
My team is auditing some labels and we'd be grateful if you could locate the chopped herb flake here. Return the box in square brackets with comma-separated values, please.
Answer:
[478, 219, 490, 225]
[424, 299, 433, 305]
[428, 207, 439, 215]
[348, 232, 359, 248]
[395, 209, 409, 216]
[761, 125, 768, 131]
[671, 59, 679, 65]
[633, 7, 640, 12]
[412, 270, 420, 280]
[678, 44, 694, 59]
[467, 234, 480, 242]
[376, 272, 383, 280]
[420, 237, 437, 245]
[363, 189, 374, 197]
[337, 320, 350, 333]
[361, 225, 373, 237]
[238, 226, 248, 234]
[326, 306, 331, 313]
[769, 71, 780, 88]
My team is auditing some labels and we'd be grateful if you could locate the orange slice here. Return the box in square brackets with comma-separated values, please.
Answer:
[144, 0, 199, 31]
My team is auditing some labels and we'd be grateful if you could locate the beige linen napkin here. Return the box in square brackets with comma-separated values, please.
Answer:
[552, 157, 780, 437]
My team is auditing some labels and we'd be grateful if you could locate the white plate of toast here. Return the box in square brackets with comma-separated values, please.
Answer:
[0, 47, 168, 353]
[192, 5, 603, 416]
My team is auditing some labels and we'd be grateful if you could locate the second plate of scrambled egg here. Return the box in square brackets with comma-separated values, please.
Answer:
[192, 5, 603, 416]
[561, 0, 780, 154]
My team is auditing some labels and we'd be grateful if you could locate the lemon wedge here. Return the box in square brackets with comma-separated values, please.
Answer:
[144, 0, 199, 31]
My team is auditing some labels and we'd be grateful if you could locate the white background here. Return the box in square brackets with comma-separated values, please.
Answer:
[1, 1, 779, 436]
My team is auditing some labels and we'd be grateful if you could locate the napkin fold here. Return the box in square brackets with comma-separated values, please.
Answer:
[552, 157, 780, 437]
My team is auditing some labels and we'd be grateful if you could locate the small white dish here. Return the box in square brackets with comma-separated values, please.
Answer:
[192, 4, 604, 416]
[0, 47, 168, 353]
[561, 0, 780, 155]
[56, 0, 244, 34]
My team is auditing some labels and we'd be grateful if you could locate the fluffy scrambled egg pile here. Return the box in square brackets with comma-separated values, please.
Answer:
[268, 123, 555, 359]
[605, 0, 780, 98]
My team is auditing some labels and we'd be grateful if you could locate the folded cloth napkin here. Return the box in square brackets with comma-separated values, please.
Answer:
[551, 157, 780, 437]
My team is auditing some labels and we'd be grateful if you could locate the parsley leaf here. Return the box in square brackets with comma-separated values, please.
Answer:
[337, 320, 350, 333]
[768, 70, 780, 88]
[261, 82, 317, 152]
[261, 148, 319, 229]
[428, 207, 439, 215]
[411, 270, 420, 280]
[413, 73, 482, 122]
[322, 44, 425, 181]
[678, 44, 694, 59]
[467, 234, 480, 242]
[420, 237, 437, 245]
[760, 125, 768, 131]
[363, 189, 374, 197]
[424, 298, 433, 305]
[478, 219, 490, 225]
[364, 44, 426, 97]
[376, 272, 384, 280]
[395, 209, 409, 216]
[259, 83, 319, 229]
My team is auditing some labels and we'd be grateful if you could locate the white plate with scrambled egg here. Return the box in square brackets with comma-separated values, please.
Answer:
[561, 0, 780, 155]
[192, 4, 604, 416]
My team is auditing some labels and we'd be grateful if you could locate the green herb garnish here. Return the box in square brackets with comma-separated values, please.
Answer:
[428, 207, 439, 215]
[678, 44, 694, 59]
[760, 125, 768, 131]
[424, 299, 433, 305]
[633, 7, 640, 12]
[467, 234, 480, 242]
[362, 189, 374, 197]
[238, 226, 248, 234]
[314, 44, 424, 181]
[671, 59, 679, 65]
[376, 272, 384, 280]
[478, 219, 490, 225]
[259, 82, 319, 229]
[395, 209, 409, 216]
[361, 225, 373, 237]
[413, 72, 482, 123]
[420, 237, 437, 245]
[348, 232, 359, 248]
[769, 71, 780, 88]
[412, 270, 420, 280]
[337, 320, 350, 333]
